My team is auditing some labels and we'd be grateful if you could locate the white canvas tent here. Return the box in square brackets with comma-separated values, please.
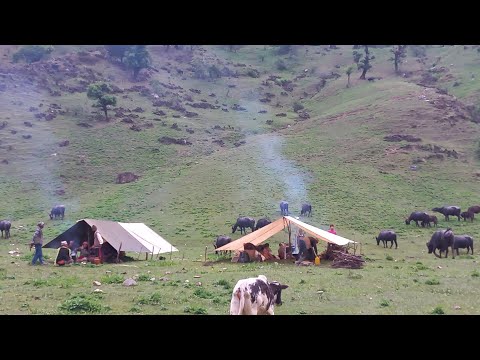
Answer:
[118, 222, 178, 254]
[214, 216, 358, 253]
[44, 219, 178, 255]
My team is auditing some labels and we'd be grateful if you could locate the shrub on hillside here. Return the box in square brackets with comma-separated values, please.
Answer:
[12, 45, 54, 63]
[275, 59, 287, 70]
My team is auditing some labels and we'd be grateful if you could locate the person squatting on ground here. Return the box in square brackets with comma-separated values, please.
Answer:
[55, 241, 73, 266]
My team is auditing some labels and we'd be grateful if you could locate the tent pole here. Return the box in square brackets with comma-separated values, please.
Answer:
[204, 246, 207, 263]
[151, 246, 154, 261]
[288, 222, 292, 251]
[156, 248, 161, 260]
[117, 242, 122, 263]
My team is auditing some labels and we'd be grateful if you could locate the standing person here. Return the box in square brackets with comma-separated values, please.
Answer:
[55, 241, 72, 266]
[30, 222, 46, 265]
[91, 225, 104, 261]
[328, 224, 337, 235]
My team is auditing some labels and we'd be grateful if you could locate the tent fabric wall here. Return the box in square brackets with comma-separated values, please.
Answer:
[119, 222, 178, 254]
[213, 218, 286, 252]
[284, 216, 357, 246]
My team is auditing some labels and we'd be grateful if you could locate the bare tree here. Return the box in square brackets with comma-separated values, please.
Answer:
[390, 45, 407, 74]
[346, 66, 354, 88]
[358, 45, 374, 80]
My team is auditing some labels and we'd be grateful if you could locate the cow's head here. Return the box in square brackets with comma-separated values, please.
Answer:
[426, 241, 433, 253]
[269, 281, 289, 306]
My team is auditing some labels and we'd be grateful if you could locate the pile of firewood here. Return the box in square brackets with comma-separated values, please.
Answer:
[319, 243, 365, 269]
[330, 250, 365, 269]
[320, 243, 346, 261]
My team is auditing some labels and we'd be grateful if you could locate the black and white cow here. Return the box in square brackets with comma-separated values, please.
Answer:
[229, 275, 289, 315]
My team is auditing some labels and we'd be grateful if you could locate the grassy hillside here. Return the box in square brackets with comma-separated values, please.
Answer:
[0, 45, 480, 315]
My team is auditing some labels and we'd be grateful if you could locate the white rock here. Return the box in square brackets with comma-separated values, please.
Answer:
[150, 277, 156, 281]
[93, 289, 103, 293]
[93, 281, 101, 286]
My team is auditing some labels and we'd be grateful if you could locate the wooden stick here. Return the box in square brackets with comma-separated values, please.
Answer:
[204, 246, 207, 262]
[116, 242, 122, 263]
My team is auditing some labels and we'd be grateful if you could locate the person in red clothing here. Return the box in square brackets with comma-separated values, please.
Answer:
[328, 224, 337, 235]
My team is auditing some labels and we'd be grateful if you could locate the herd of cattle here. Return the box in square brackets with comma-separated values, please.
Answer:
[230, 203, 479, 315]
[0, 205, 66, 240]
[375, 205, 479, 258]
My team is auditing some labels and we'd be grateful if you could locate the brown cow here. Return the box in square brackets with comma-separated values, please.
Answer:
[461, 211, 474, 222]
[468, 205, 480, 214]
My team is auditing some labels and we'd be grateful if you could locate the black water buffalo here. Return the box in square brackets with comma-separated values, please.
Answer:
[468, 205, 480, 214]
[0, 220, 11, 239]
[432, 206, 461, 221]
[461, 211, 474, 222]
[280, 201, 289, 216]
[426, 228, 455, 258]
[300, 203, 312, 217]
[49, 205, 65, 220]
[453, 235, 474, 255]
[376, 230, 397, 249]
[405, 211, 430, 227]
[232, 217, 255, 235]
[421, 215, 438, 228]
[255, 218, 271, 231]
[214, 235, 232, 254]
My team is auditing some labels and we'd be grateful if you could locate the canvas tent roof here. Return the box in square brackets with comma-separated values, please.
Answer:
[214, 216, 357, 252]
[43, 219, 178, 255]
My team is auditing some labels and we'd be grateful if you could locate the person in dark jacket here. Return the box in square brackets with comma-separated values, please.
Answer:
[55, 241, 72, 266]
[30, 222, 46, 265]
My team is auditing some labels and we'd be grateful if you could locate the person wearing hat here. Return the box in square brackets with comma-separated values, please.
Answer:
[30, 222, 46, 265]
[55, 240, 72, 266]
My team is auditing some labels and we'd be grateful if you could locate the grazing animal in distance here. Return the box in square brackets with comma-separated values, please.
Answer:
[300, 203, 312, 217]
[375, 230, 398, 249]
[49, 205, 65, 220]
[213, 235, 232, 254]
[461, 211, 474, 222]
[426, 228, 455, 259]
[232, 217, 255, 235]
[405, 211, 430, 227]
[453, 235, 474, 255]
[280, 201, 289, 216]
[229, 275, 288, 315]
[0, 220, 11, 239]
[432, 206, 461, 221]
[255, 218, 271, 231]
[468, 205, 480, 214]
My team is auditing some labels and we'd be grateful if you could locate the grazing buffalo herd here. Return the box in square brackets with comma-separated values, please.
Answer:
[1, 204, 66, 240]
[377, 204, 478, 257]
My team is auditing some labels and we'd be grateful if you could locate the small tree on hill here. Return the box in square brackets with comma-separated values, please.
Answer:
[12, 45, 54, 63]
[357, 45, 374, 80]
[105, 45, 131, 62]
[390, 45, 407, 74]
[87, 82, 117, 121]
[346, 65, 354, 88]
[123, 45, 151, 80]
